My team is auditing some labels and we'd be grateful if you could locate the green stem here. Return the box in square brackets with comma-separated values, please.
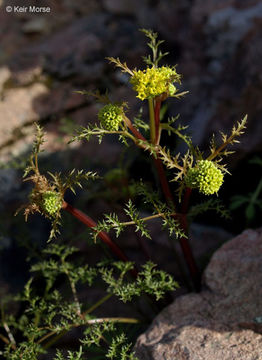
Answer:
[41, 317, 140, 349]
[3, 323, 16, 348]
[250, 178, 262, 204]
[83, 294, 112, 316]
[84, 317, 140, 324]
[0, 333, 12, 347]
[118, 212, 166, 226]
[148, 98, 156, 143]
[151, 99, 174, 202]
[62, 259, 81, 316]
[40, 294, 112, 349]
[42, 331, 65, 349]
[154, 100, 162, 145]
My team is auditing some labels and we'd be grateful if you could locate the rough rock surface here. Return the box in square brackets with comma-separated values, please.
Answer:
[103, 0, 142, 15]
[0, 83, 48, 138]
[167, 0, 262, 166]
[134, 228, 262, 360]
[0, 0, 261, 168]
[0, 0, 261, 316]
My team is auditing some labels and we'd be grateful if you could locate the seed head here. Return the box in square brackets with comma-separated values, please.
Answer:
[185, 160, 224, 195]
[98, 104, 124, 131]
[42, 191, 63, 216]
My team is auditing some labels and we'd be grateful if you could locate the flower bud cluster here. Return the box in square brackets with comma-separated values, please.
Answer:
[98, 104, 124, 131]
[185, 160, 224, 195]
[130, 66, 180, 100]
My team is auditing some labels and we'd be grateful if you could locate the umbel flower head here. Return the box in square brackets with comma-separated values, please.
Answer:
[98, 104, 124, 131]
[42, 191, 63, 216]
[130, 66, 181, 100]
[185, 160, 224, 195]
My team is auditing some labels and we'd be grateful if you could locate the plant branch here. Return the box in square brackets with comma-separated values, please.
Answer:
[85, 317, 140, 325]
[3, 323, 16, 349]
[153, 157, 175, 203]
[83, 294, 113, 316]
[118, 212, 166, 226]
[207, 116, 247, 161]
[0, 333, 14, 348]
[62, 259, 82, 316]
[181, 187, 192, 215]
[124, 113, 199, 289]
[250, 178, 262, 204]
[123, 115, 146, 142]
[154, 99, 162, 145]
[62, 201, 138, 278]
[148, 98, 156, 143]
[153, 102, 200, 291]
[179, 187, 201, 291]
[39, 317, 139, 349]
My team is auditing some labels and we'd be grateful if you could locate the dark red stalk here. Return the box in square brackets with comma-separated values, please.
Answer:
[181, 187, 192, 216]
[153, 157, 174, 203]
[62, 201, 138, 278]
[123, 116, 146, 142]
[179, 187, 201, 291]
[124, 114, 200, 290]
[124, 118, 174, 203]
[153, 104, 201, 291]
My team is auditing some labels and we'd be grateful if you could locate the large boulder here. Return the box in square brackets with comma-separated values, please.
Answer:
[134, 228, 262, 360]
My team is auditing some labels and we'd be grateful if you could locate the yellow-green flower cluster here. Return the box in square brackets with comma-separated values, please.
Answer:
[42, 191, 63, 216]
[130, 66, 180, 100]
[185, 160, 224, 195]
[98, 104, 123, 131]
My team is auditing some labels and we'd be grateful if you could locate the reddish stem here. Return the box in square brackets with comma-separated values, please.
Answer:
[153, 157, 174, 203]
[178, 230, 200, 290]
[124, 118, 173, 202]
[179, 187, 201, 291]
[124, 116, 172, 202]
[123, 116, 146, 142]
[62, 201, 138, 278]
[124, 114, 200, 290]
[153, 104, 201, 291]
[181, 187, 192, 216]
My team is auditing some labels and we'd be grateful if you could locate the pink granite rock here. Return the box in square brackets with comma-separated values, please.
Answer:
[134, 229, 262, 359]
[0, 83, 48, 140]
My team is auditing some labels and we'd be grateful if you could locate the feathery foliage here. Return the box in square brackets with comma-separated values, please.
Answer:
[8, 29, 248, 359]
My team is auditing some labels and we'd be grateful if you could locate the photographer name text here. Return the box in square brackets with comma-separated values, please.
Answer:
[6, 6, 51, 13]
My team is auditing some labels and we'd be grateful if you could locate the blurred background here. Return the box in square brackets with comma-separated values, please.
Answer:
[0, 0, 262, 298]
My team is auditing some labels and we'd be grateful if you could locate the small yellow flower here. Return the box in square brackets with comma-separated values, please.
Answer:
[130, 66, 181, 100]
